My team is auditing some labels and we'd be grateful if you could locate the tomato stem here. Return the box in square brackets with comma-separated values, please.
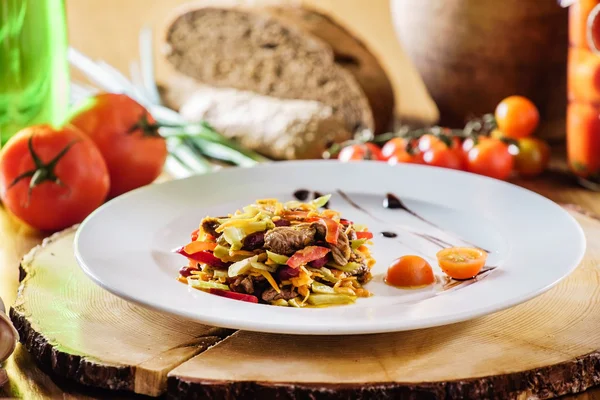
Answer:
[8, 135, 77, 206]
[128, 112, 162, 138]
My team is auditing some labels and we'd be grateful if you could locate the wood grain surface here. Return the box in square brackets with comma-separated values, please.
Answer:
[166, 208, 600, 399]
[0, 1, 597, 398]
[2, 203, 599, 399]
[9, 227, 230, 397]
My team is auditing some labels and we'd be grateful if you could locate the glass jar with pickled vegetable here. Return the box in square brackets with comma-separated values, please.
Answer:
[565, 0, 600, 189]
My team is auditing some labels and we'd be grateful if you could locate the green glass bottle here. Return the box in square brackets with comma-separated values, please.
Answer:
[0, 0, 69, 147]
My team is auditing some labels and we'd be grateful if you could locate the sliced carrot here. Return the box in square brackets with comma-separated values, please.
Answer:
[184, 241, 217, 254]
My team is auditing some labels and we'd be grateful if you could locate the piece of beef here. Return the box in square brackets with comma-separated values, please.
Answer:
[274, 219, 291, 227]
[312, 221, 327, 239]
[261, 287, 298, 302]
[229, 275, 267, 295]
[229, 276, 254, 294]
[330, 229, 351, 266]
[347, 227, 357, 241]
[350, 263, 370, 283]
[201, 217, 221, 238]
[264, 223, 316, 255]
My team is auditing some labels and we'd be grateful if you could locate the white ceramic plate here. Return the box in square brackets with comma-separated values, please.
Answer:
[74, 161, 586, 335]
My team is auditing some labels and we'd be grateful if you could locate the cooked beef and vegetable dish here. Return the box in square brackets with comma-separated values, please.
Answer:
[174, 195, 375, 307]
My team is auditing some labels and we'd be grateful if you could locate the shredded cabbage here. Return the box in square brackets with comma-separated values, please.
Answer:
[223, 227, 245, 251]
[188, 279, 230, 291]
[306, 293, 356, 306]
[228, 255, 258, 277]
[311, 194, 331, 209]
[266, 251, 289, 265]
[350, 239, 367, 250]
[311, 281, 336, 294]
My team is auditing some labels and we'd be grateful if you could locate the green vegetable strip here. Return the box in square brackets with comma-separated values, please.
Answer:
[307, 294, 356, 306]
[188, 279, 230, 291]
[267, 251, 289, 265]
[311, 281, 336, 294]
[166, 137, 213, 175]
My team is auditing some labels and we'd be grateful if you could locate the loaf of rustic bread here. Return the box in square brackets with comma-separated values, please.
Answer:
[162, 4, 394, 135]
[175, 80, 352, 160]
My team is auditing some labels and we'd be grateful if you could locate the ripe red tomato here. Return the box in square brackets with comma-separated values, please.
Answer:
[514, 137, 551, 178]
[494, 96, 540, 139]
[422, 146, 465, 170]
[387, 149, 418, 165]
[338, 143, 383, 161]
[418, 134, 442, 152]
[0, 125, 110, 231]
[381, 137, 407, 160]
[68, 93, 168, 198]
[385, 255, 435, 288]
[467, 138, 514, 180]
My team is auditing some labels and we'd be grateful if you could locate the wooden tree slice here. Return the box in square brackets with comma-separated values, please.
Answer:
[167, 209, 600, 400]
[9, 227, 230, 397]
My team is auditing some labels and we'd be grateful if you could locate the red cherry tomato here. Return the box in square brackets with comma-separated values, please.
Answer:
[422, 146, 465, 170]
[467, 138, 514, 180]
[381, 137, 408, 160]
[338, 143, 383, 161]
[514, 137, 551, 178]
[387, 149, 418, 165]
[385, 255, 435, 288]
[494, 95, 540, 139]
[418, 134, 442, 152]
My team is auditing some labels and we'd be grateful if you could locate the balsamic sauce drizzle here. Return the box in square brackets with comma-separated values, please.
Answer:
[384, 193, 438, 228]
[380, 231, 398, 238]
[293, 189, 310, 201]
[335, 189, 490, 253]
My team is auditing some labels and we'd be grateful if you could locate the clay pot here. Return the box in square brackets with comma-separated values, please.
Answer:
[391, 0, 568, 142]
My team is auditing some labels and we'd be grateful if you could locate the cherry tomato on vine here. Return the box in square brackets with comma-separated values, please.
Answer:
[381, 137, 408, 160]
[338, 143, 383, 161]
[422, 148, 465, 170]
[68, 93, 168, 198]
[385, 255, 435, 288]
[418, 134, 444, 152]
[514, 137, 551, 178]
[467, 138, 514, 180]
[494, 96, 540, 139]
[0, 125, 110, 231]
[387, 149, 419, 165]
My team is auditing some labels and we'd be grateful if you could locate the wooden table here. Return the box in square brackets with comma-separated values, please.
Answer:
[0, 2, 598, 398]
[0, 151, 599, 399]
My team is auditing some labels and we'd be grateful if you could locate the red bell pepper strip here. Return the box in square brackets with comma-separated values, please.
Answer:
[286, 246, 331, 269]
[321, 218, 340, 244]
[173, 247, 230, 269]
[209, 289, 259, 303]
[191, 229, 199, 241]
[340, 218, 353, 226]
[356, 231, 374, 240]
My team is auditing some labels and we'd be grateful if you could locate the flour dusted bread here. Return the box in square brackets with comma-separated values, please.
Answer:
[162, 3, 394, 135]
[172, 77, 351, 160]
